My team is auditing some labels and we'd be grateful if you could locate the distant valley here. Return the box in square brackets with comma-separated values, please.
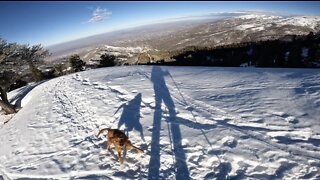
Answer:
[47, 11, 320, 66]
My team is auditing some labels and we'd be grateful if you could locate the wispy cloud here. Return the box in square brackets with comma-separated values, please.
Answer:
[88, 7, 112, 23]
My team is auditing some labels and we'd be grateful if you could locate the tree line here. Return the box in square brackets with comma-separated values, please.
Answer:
[142, 32, 320, 68]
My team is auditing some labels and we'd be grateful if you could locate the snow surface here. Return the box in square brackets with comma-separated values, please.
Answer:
[1, 66, 320, 179]
[278, 16, 320, 30]
[237, 14, 281, 20]
[235, 24, 265, 32]
[235, 15, 320, 31]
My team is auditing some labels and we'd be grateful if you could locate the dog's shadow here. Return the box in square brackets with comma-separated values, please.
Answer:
[98, 141, 117, 157]
[97, 139, 107, 149]
[97, 141, 131, 163]
[122, 148, 141, 164]
[98, 146, 120, 169]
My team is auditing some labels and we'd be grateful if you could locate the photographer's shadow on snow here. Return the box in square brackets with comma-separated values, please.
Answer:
[148, 66, 190, 180]
[116, 93, 145, 141]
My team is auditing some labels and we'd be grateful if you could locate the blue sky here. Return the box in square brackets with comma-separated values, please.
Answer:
[1, 1, 320, 46]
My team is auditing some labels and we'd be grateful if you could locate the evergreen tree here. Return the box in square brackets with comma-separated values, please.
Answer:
[69, 54, 86, 72]
[19, 44, 49, 81]
[287, 44, 303, 67]
[99, 53, 116, 67]
[0, 38, 49, 114]
[30, 64, 45, 82]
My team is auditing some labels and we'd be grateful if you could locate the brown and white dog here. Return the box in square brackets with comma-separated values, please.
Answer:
[97, 128, 144, 164]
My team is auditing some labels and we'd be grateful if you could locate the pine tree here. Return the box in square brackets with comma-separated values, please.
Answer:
[69, 54, 86, 72]
[287, 44, 303, 68]
[99, 53, 116, 67]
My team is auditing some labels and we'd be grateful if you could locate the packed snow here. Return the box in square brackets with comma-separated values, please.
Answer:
[1, 66, 320, 179]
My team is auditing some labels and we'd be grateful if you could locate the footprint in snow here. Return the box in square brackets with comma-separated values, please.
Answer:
[285, 116, 299, 124]
[92, 82, 108, 90]
[95, 85, 108, 90]
[208, 149, 226, 155]
[92, 82, 100, 86]
[82, 78, 91, 85]
[73, 73, 82, 81]
[181, 138, 189, 147]
[272, 112, 299, 124]
[221, 136, 237, 148]
[185, 105, 194, 111]
[272, 111, 287, 117]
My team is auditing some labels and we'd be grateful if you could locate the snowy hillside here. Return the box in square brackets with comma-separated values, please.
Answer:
[235, 14, 320, 31]
[237, 14, 320, 30]
[1, 66, 320, 179]
[83, 45, 152, 65]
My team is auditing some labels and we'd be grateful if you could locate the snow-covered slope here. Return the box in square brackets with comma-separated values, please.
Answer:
[235, 14, 320, 32]
[1, 66, 320, 179]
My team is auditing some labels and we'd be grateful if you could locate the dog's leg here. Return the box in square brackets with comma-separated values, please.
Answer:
[107, 137, 113, 150]
[115, 145, 123, 164]
[106, 141, 111, 150]
[126, 141, 144, 153]
[133, 146, 144, 153]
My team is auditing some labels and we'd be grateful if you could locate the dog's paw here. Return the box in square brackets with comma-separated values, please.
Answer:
[119, 157, 124, 164]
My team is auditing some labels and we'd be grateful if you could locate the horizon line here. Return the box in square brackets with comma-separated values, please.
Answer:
[44, 9, 310, 48]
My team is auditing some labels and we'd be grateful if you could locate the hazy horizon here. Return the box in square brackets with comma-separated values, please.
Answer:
[45, 10, 265, 48]
[1, 1, 320, 46]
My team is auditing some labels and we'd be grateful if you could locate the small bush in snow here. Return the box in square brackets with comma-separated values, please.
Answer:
[99, 53, 116, 67]
[69, 54, 86, 72]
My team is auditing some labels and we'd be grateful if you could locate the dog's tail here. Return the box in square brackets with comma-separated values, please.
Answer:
[133, 145, 144, 153]
[97, 128, 111, 137]
[126, 140, 144, 153]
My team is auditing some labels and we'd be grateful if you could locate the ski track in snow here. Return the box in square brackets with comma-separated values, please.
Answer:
[0, 66, 320, 179]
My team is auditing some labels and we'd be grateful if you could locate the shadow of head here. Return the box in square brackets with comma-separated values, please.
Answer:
[117, 93, 144, 141]
[151, 66, 170, 82]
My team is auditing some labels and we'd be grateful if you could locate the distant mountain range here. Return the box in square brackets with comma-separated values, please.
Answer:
[47, 11, 320, 63]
